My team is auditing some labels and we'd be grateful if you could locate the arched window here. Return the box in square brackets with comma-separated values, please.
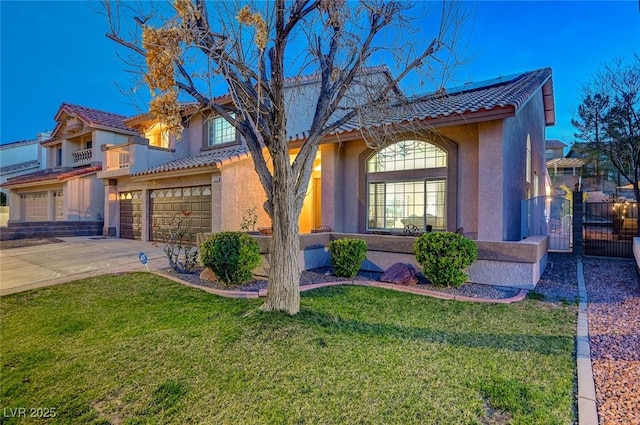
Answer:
[367, 140, 447, 232]
[367, 140, 447, 172]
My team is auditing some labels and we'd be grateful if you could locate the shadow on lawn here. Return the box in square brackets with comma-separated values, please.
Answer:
[259, 286, 575, 356]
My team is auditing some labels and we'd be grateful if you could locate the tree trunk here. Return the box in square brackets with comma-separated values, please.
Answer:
[260, 147, 302, 315]
[261, 208, 301, 315]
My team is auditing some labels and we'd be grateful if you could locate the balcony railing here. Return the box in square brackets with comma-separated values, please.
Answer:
[106, 146, 130, 171]
[72, 148, 93, 164]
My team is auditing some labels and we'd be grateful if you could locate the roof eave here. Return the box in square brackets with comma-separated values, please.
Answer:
[130, 165, 219, 181]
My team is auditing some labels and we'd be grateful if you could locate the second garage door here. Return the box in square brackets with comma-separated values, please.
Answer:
[149, 186, 212, 242]
[119, 191, 142, 240]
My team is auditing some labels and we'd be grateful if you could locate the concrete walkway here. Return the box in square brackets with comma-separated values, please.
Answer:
[0, 237, 166, 296]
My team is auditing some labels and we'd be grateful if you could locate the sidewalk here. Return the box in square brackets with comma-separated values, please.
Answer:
[0, 237, 166, 296]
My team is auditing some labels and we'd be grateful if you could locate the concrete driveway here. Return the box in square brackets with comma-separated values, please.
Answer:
[0, 237, 168, 296]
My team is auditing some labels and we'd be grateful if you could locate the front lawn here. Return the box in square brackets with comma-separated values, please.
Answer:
[0, 273, 576, 424]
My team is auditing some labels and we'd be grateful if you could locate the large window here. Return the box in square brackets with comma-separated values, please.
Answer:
[367, 140, 447, 231]
[207, 115, 236, 147]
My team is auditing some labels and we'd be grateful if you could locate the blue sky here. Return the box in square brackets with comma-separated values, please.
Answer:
[1, 1, 638, 146]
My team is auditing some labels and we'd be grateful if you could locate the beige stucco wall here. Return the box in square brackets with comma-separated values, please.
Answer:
[64, 174, 104, 221]
[219, 158, 270, 232]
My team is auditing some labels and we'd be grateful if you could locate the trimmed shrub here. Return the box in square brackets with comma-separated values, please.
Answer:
[200, 231, 261, 285]
[328, 238, 367, 278]
[413, 232, 477, 287]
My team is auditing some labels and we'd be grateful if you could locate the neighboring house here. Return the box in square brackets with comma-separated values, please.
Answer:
[99, 67, 554, 245]
[545, 139, 566, 160]
[0, 134, 50, 202]
[0, 134, 50, 226]
[1, 104, 138, 232]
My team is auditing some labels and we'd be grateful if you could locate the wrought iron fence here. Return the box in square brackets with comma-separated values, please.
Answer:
[583, 200, 636, 258]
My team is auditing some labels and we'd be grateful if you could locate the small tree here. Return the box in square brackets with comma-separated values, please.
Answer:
[572, 54, 640, 234]
[154, 210, 200, 273]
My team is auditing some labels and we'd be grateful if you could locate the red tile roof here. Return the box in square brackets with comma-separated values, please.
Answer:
[290, 68, 554, 141]
[133, 146, 250, 176]
[44, 104, 138, 142]
[1, 165, 102, 187]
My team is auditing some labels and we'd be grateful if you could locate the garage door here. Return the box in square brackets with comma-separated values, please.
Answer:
[149, 186, 212, 242]
[119, 191, 142, 240]
[53, 190, 63, 221]
[20, 192, 48, 221]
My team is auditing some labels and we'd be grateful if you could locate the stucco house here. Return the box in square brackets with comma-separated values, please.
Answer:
[95, 67, 554, 289]
[0, 134, 51, 226]
[1, 104, 138, 238]
[100, 67, 554, 240]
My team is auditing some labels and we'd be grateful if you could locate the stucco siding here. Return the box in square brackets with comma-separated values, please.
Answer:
[64, 174, 104, 221]
[438, 125, 479, 233]
[502, 89, 547, 240]
[219, 158, 269, 232]
[477, 121, 505, 241]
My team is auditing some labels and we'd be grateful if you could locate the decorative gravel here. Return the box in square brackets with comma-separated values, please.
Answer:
[582, 256, 640, 425]
[533, 253, 579, 303]
[162, 265, 525, 300]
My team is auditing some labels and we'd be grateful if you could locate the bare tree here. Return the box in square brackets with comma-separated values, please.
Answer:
[573, 55, 640, 233]
[105, 0, 467, 314]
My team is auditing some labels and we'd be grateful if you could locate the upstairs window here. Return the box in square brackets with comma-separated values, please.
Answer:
[56, 146, 62, 167]
[207, 115, 236, 147]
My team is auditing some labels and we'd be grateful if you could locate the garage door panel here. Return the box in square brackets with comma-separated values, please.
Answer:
[149, 186, 212, 242]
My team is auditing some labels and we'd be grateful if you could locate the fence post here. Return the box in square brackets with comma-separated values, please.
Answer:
[573, 191, 583, 255]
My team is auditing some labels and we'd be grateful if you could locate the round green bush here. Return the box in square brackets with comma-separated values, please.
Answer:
[413, 232, 477, 287]
[200, 231, 261, 285]
[328, 238, 367, 278]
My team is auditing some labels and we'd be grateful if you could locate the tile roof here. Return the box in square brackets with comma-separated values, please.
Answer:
[0, 160, 40, 175]
[133, 145, 250, 176]
[1, 165, 102, 187]
[546, 139, 567, 149]
[289, 68, 553, 141]
[46, 104, 137, 141]
[0, 139, 39, 149]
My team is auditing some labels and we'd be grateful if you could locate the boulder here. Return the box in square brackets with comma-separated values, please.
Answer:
[380, 263, 418, 286]
[199, 267, 218, 282]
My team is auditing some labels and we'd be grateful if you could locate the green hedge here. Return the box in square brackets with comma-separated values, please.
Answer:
[200, 232, 261, 285]
[413, 232, 477, 287]
[328, 238, 367, 278]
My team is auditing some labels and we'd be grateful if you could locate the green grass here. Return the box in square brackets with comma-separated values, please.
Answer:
[0, 273, 576, 424]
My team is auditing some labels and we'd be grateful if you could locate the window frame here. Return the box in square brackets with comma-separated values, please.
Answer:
[365, 140, 449, 233]
[205, 114, 237, 149]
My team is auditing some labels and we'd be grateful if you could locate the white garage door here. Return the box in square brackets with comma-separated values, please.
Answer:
[20, 192, 48, 221]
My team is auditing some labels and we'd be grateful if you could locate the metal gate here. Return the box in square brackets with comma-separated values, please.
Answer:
[583, 200, 636, 258]
[521, 195, 572, 251]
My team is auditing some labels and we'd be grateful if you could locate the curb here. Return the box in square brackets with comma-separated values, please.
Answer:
[155, 272, 528, 304]
[576, 257, 599, 425]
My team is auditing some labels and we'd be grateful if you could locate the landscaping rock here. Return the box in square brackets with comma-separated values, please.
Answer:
[380, 263, 418, 286]
[199, 268, 217, 282]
